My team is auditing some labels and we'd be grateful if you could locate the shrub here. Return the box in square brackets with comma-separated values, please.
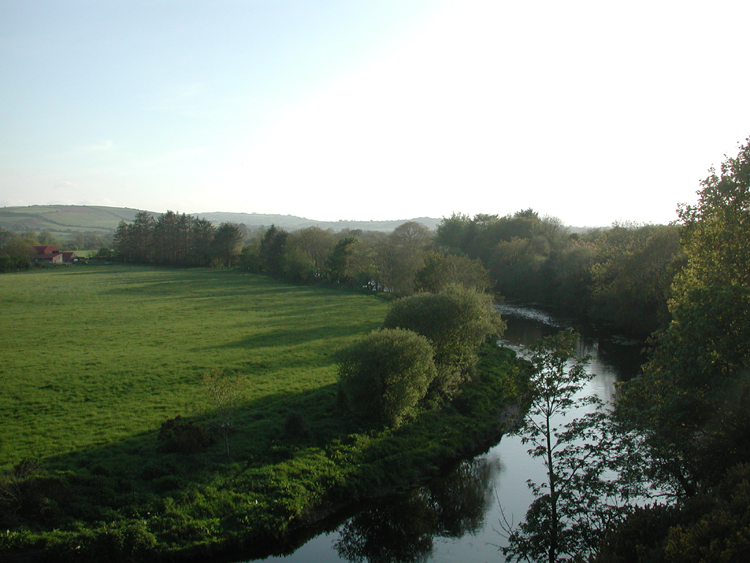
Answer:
[382, 285, 505, 396]
[157, 416, 214, 454]
[283, 411, 309, 438]
[336, 328, 437, 427]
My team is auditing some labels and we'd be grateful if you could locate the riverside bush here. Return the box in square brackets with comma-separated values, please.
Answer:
[336, 328, 437, 428]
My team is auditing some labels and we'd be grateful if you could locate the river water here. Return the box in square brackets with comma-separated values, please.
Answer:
[244, 303, 645, 563]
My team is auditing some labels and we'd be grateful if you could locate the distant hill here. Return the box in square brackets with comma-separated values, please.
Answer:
[0, 205, 145, 235]
[194, 211, 442, 233]
[0, 205, 442, 237]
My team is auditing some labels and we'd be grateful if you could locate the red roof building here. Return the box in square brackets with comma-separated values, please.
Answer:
[32, 245, 63, 264]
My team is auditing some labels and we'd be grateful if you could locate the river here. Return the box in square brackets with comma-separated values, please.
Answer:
[242, 303, 645, 563]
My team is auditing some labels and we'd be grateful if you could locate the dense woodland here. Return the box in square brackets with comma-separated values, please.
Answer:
[2, 138, 749, 561]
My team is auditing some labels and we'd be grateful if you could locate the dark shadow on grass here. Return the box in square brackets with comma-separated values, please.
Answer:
[201, 321, 381, 354]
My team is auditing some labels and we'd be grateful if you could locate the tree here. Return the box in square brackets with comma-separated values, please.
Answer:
[673, 136, 750, 295]
[414, 251, 493, 294]
[615, 138, 750, 497]
[373, 222, 432, 295]
[189, 218, 215, 267]
[259, 224, 288, 276]
[501, 329, 626, 563]
[211, 223, 244, 267]
[588, 223, 683, 335]
[382, 285, 505, 396]
[435, 212, 472, 251]
[37, 230, 60, 247]
[289, 226, 334, 279]
[336, 328, 437, 428]
[600, 139, 750, 558]
[327, 236, 359, 285]
[0, 237, 36, 271]
[201, 369, 246, 459]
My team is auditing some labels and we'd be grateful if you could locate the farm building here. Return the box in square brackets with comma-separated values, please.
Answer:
[32, 245, 63, 264]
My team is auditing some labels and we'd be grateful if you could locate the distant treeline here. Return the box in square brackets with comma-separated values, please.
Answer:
[1, 207, 684, 336]
[112, 211, 245, 267]
[239, 210, 684, 337]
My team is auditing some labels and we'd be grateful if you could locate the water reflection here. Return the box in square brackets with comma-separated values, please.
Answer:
[333, 458, 499, 563]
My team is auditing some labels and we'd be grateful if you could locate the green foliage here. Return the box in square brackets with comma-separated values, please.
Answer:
[283, 411, 310, 439]
[210, 222, 244, 267]
[112, 210, 248, 268]
[0, 236, 36, 271]
[382, 285, 505, 395]
[336, 328, 437, 427]
[598, 464, 750, 563]
[327, 236, 358, 284]
[589, 223, 683, 334]
[157, 416, 214, 454]
[414, 250, 493, 294]
[434, 211, 683, 336]
[603, 138, 750, 560]
[674, 137, 750, 296]
[503, 330, 630, 563]
[615, 139, 750, 498]
[259, 224, 289, 276]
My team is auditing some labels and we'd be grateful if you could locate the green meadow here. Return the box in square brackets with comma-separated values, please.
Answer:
[1, 265, 386, 466]
[0, 265, 519, 561]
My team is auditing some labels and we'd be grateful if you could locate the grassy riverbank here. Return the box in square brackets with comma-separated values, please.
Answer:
[0, 265, 522, 562]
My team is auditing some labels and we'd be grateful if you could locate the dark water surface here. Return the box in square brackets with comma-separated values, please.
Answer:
[242, 304, 645, 563]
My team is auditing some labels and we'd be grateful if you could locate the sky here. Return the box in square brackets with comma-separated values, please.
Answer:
[2, 0, 750, 227]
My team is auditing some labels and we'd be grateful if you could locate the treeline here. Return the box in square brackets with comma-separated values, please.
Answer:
[106, 209, 685, 337]
[112, 211, 245, 267]
[239, 221, 492, 295]
[4, 207, 684, 336]
[239, 213, 683, 336]
[594, 138, 750, 560]
[435, 211, 684, 336]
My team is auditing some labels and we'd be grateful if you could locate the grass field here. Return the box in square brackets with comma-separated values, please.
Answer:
[0, 265, 519, 561]
[1, 264, 387, 468]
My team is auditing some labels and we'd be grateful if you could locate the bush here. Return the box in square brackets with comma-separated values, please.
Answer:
[157, 416, 214, 454]
[283, 411, 309, 438]
[382, 285, 505, 395]
[336, 328, 437, 428]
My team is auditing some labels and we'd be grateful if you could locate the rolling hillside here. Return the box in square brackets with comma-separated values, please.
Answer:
[0, 205, 441, 236]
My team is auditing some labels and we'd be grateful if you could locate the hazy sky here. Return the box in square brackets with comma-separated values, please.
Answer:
[2, 1, 749, 226]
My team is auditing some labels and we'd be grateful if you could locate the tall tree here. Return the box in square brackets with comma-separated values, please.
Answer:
[502, 329, 626, 563]
[327, 236, 359, 285]
[211, 223, 244, 268]
[190, 218, 216, 267]
[616, 137, 750, 496]
[259, 224, 288, 276]
[414, 251, 493, 294]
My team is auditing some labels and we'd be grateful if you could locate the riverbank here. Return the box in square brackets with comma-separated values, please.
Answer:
[1, 342, 525, 563]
